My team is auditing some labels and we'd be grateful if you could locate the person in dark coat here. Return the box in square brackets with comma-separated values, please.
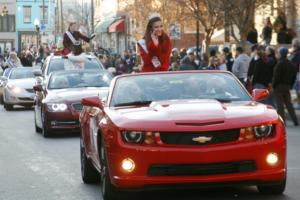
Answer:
[222, 47, 234, 72]
[247, 24, 258, 44]
[252, 46, 275, 106]
[63, 22, 95, 56]
[289, 39, 300, 107]
[247, 44, 258, 92]
[262, 17, 273, 46]
[272, 47, 299, 126]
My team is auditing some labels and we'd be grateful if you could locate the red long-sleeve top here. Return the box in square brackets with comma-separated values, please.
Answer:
[138, 35, 172, 72]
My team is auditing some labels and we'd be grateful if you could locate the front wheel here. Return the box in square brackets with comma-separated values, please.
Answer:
[80, 136, 99, 183]
[257, 177, 286, 195]
[4, 102, 13, 111]
[100, 138, 120, 200]
[41, 111, 51, 137]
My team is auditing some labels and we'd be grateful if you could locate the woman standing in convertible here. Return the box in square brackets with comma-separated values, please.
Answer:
[138, 13, 172, 72]
[63, 22, 95, 56]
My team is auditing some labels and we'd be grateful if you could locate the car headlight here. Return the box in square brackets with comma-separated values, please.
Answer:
[254, 124, 273, 138]
[122, 131, 144, 144]
[7, 84, 22, 94]
[121, 131, 158, 145]
[240, 124, 274, 141]
[46, 103, 68, 112]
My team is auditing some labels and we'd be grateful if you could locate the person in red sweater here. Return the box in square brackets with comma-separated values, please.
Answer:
[138, 13, 172, 72]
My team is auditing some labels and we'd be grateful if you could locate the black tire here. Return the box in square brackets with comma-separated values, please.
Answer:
[80, 136, 99, 183]
[257, 177, 286, 195]
[34, 109, 42, 133]
[4, 103, 13, 111]
[41, 111, 51, 137]
[100, 138, 120, 200]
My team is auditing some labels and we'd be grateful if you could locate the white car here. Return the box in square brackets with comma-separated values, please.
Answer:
[2, 67, 41, 110]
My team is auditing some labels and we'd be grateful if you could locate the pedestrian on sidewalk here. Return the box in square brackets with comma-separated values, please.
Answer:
[232, 46, 250, 86]
[272, 47, 299, 126]
[137, 13, 172, 72]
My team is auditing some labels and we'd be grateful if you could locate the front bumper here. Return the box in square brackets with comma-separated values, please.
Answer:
[43, 106, 80, 132]
[4, 88, 34, 105]
[105, 124, 286, 189]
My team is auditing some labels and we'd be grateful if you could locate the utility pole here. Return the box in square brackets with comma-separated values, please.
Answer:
[60, 0, 64, 33]
[91, 0, 94, 33]
[196, 1, 200, 58]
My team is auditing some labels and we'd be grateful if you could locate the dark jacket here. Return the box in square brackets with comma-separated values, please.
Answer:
[277, 28, 288, 44]
[247, 58, 257, 80]
[253, 58, 272, 87]
[289, 48, 300, 72]
[272, 58, 297, 89]
[247, 30, 258, 44]
[262, 26, 272, 40]
[63, 31, 91, 55]
[179, 56, 197, 70]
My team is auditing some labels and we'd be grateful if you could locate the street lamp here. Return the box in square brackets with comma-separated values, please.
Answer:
[34, 18, 40, 48]
[1, 5, 9, 17]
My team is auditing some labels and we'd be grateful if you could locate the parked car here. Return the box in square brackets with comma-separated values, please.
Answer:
[79, 71, 286, 200]
[34, 70, 112, 137]
[2, 67, 41, 110]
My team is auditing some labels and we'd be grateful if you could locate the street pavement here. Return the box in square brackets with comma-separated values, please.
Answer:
[0, 105, 299, 200]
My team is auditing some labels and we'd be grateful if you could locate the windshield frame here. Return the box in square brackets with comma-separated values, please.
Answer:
[108, 71, 251, 108]
[8, 68, 37, 80]
[47, 70, 112, 90]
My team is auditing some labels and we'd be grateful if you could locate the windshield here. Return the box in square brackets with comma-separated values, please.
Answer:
[9, 68, 35, 79]
[110, 73, 250, 107]
[48, 71, 111, 89]
[47, 57, 103, 75]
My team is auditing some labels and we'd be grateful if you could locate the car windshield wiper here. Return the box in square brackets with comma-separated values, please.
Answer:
[114, 100, 152, 107]
[214, 98, 232, 103]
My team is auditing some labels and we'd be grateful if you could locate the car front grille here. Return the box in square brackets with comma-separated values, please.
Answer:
[51, 120, 79, 126]
[25, 89, 35, 93]
[148, 160, 256, 176]
[159, 129, 240, 146]
[18, 97, 34, 101]
[72, 103, 83, 111]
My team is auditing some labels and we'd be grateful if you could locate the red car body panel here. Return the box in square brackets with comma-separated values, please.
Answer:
[80, 71, 286, 190]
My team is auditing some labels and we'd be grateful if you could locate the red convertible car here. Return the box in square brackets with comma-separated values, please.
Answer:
[79, 71, 286, 200]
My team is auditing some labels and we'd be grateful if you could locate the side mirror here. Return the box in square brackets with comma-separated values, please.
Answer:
[33, 85, 43, 92]
[33, 70, 42, 77]
[81, 96, 104, 111]
[252, 89, 269, 101]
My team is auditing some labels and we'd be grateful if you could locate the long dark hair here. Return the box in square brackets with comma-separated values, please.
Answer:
[144, 17, 169, 52]
[68, 22, 76, 31]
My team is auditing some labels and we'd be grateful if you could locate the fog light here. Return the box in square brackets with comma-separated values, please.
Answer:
[121, 158, 135, 172]
[266, 153, 279, 166]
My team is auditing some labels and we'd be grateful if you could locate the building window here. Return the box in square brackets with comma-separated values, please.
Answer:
[0, 15, 15, 32]
[40, 6, 48, 24]
[23, 6, 31, 23]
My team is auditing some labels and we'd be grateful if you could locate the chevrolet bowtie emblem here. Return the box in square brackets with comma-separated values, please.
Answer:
[192, 136, 212, 143]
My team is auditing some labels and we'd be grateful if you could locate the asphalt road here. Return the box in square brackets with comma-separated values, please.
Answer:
[0, 105, 299, 200]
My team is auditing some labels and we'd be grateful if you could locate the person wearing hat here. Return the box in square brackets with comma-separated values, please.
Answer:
[179, 48, 197, 71]
[137, 13, 172, 72]
[273, 47, 299, 126]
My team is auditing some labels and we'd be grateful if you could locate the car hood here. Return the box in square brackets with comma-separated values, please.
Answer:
[7, 78, 36, 89]
[45, 87, 109, 103]
[106, 99, 279, 131]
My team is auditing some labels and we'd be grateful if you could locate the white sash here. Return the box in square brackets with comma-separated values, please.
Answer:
[66, 31, 80, 46]
[138, 39, 148, 54]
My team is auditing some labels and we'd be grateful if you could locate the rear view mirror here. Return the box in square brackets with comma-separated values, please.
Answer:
[81, 96, 104, 111]
[252, 89, 269, 101]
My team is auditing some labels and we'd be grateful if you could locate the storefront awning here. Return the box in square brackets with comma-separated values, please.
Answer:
[108, 19, 125, 33]
[95, 18, 115, 33]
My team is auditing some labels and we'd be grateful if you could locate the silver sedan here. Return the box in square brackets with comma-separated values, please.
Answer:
[2, 67, 41, 110]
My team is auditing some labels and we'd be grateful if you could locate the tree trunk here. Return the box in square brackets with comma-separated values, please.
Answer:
[205, 34, 211, 57]
[285, 0, 296, 29]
